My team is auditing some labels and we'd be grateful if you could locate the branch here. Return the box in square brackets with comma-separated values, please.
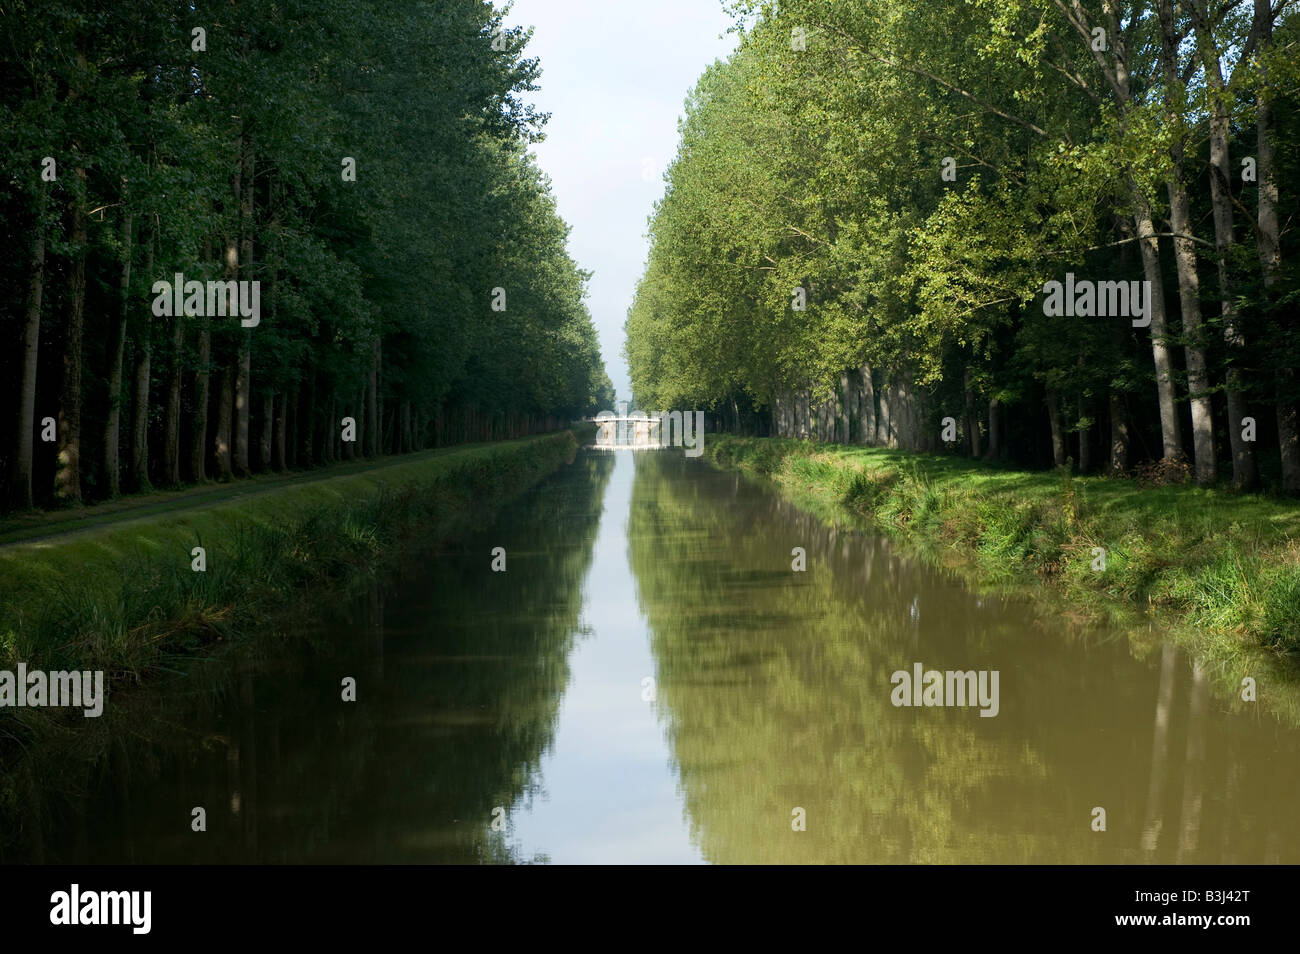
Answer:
[1229, 191, 1266, 242]
[1226, 0, 1277, 88]
[785, 224, 827, 246]
[820, 22, 1058, 141]
[1041, 231, 1216, 255]
[869, 49, 1055, 140]
[947, 296, 1019, 320]
[1053, 0, 1127, 104]
[1046, 30, 1104, 105]
[919, 132, 1028, 184]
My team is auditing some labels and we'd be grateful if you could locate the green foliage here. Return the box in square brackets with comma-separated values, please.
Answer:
[0, 0, 610, 510]
[626, 0, 1300, 481]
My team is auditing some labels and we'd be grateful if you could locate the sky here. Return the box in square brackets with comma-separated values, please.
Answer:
[506, 0, 740, 405]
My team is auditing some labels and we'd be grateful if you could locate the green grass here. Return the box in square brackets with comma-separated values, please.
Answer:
[0, 431, 579, 687]
[707, 435, 1300, 722]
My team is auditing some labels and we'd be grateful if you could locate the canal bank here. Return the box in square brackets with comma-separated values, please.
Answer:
[704, 435, 1300, 726]
[0, 431, 582, 723]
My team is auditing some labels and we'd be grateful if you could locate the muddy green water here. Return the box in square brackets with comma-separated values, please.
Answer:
[13, 449, 1300, 863]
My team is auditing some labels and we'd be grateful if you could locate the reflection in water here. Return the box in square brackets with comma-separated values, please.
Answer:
[3, 452, 614, 863]
[4, 448, 1299, 864]
[505, 453, 702, 863]
[627, 452, 1300, 863]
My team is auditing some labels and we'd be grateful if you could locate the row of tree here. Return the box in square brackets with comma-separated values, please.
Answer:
[625, 0, 1298, 489]
[1, 0, 613, 511]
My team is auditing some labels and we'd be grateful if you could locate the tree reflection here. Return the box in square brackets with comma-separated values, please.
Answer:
[1, 452, 615, 864]
[626, 453, 1300, 863]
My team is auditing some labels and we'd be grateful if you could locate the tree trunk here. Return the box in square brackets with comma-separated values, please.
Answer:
[1166, 173, 1215, 483]
[840, 374, 853, 442]
[893, 369, 921, 451]
[215, 368, 233, 480]
[216, 210, 238, 482]
[234, 140, 254, 477]
[367, 341, 380, 458]
[285, 387, 298, 469]
[130, 347, 151, 492]
[1109, 390, 1130, 475]
[55, 166, 89, 505]
[1077, 397, 1090, 474]
[1131, 196, 1182, 461]
[105, 210, 134, 497]
[1276, 384, 1300, 494]
[273, 391, 287, 471]
[357, 386, 367, 457]
[858, 364, 875, 445]
[985, 397, 1000, 462]
[1191, 0, 1257, 490]
[299, 373, 315, 467]
[130, 220, 153, 492]
[1076, 8, 1180, 464]
[1254, 0, 1299, 492]
[877, 378, 893, 447]
[12, 186, 46, 510]
[1158, 0, 1215, 485]
[322, 393, 336, 464]
[1046, 389, 1067, 468]
[962, 367, 976, 457]
[163, 309, 183, 485]
[190, 326, 210, 481]
[259, 390, 273, 469]
[234, 341, 251, 476]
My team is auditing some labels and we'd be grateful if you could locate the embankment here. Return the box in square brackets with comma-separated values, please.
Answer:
[705, 435, 1300, 722]
[0, 431, 580, 690]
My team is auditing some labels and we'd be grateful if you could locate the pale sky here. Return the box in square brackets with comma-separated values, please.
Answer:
[507, 0, 739, 403]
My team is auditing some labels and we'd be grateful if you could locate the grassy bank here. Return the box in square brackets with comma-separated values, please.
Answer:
[706, 435, 1300, 718]
[0, 430, 580, 692]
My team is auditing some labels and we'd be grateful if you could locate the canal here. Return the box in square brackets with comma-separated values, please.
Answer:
[16, 448, 1300, 863]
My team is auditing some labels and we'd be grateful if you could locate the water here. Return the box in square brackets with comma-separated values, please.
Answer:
[9, 449, 1300, 863]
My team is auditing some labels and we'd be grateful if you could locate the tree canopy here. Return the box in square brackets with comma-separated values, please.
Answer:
[626, 0, 1299, 490]
[0, 0, 614, 510]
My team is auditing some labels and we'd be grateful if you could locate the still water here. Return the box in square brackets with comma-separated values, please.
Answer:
[15, 449, 1300, 863]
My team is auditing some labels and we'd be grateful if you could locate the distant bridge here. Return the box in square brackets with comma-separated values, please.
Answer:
[593, 415, 662, 450]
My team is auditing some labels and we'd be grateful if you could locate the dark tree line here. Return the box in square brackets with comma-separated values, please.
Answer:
[0, 0, 613, 511]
